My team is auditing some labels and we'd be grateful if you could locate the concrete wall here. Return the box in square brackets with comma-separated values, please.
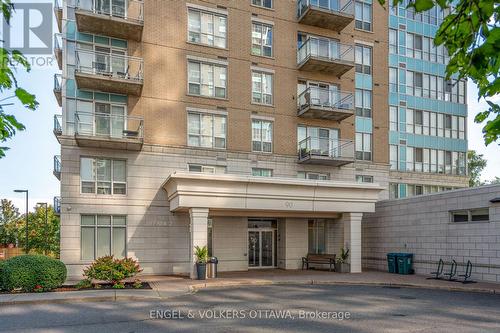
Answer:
[212, 217, 247, 272]
[362, 185, 500, 282]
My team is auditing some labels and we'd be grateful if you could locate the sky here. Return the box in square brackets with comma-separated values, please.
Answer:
[0, 1, 499, 212]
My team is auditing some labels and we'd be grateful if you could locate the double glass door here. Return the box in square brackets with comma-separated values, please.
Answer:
[95, 103, 126, 138]
[248, 220, 276, 268]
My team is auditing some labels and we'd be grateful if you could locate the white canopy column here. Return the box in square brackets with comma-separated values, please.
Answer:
[189, 208, 209, 279]
[343, 212, 363, 273]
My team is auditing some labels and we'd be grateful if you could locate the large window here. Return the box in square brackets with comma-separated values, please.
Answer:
[355, 0, 372, 31]
[405, 109, 466, 140]
[389, 29, 397, 54]
[451, 208, 489, 223]
[389, 67, 398, 92]
[81, 215, 126, 261]
[251, 21, 273, 57]
[188, 60, 227, 98]
[355, 44, 372, 74]
[188, 112, 227, 149]
[252, 0, 272, 9]
[252, 71, 273, 105]
[399, 147, 466, 175]
[355, 89, 372, 117]
[389, 106, 398, 131]
[80, 158, 126, 195]
[355, 132, 372, 160]
[252, 119, 273, 152]
[187, 7, 227, 48]
[308, 220, 326, 254]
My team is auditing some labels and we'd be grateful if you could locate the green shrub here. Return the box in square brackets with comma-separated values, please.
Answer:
[83, 256, 142, 287]
[75, 278, 92, 290]
[0, 260, 5, 290]
[1, 255, 67, 292]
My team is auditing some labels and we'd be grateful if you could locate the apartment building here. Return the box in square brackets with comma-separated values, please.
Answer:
[387, 1, 468, 198]
[51, 0, 464, 279]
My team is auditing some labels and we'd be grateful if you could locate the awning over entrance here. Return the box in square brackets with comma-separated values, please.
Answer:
[163, 172, 384, 215]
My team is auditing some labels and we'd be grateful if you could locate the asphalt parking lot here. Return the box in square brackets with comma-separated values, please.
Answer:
[1, 284, 500, 332]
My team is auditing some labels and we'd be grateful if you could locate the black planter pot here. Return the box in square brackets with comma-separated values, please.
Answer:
[196, 262, 206, 280]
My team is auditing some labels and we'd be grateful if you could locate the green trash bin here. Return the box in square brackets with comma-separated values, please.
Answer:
[387, 253, 398, 273]
[397, 253, 413, 274]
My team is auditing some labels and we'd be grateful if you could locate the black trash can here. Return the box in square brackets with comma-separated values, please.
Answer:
[207, 257, 218, 278]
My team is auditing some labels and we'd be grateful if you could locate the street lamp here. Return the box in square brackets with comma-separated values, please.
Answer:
[37, 202, 48, 255]
[14, 189, 29, 252]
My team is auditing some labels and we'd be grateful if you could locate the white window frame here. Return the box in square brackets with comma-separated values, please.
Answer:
[251, 20, 273, 57]
[80, 157, 127, 195]
[251, 0, 273, 9]
[252, 168, 273, 177]
[187, 59, 227, 99]
[252, 70, 274, 105]
[187, 111, 227, 149]
[252, 119, 273, 153]
[187, 6, 227, 48]
[80, 215, 127, 261]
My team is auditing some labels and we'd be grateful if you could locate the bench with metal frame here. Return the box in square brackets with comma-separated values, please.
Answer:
[302, 253, 336, 272]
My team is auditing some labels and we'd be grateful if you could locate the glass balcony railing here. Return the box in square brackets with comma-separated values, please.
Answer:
[54, 33, 63, 69]
[53, 115, 62, 136]
[298, 87, 354, 120]
[76, 0, 144, 24]
[53, 196, 61, 215]
[298, 38, 354, 66]
[75, 49, 144, 82]
[297, 0, 354, 31]
[53, 155, 62, 180]
[53, 73, 62, 106]
[298, 137, 355, 166]
[75, 111, 144, 141]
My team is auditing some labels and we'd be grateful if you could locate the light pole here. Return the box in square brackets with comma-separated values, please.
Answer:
[14, 190, 29, 252]
[37, 202, 48, 255]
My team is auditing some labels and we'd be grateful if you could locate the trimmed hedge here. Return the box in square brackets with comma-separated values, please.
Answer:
[0, 260, 5, 290]
[1, 255, 67, 292]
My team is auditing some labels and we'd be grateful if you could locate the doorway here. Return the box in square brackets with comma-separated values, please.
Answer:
[248, 219, 277, 268]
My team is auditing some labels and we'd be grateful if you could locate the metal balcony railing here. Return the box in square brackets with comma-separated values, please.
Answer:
[54, 33, 62, 53]
[298, 137, 355, 161]
[298, 37, 354, 66]
[53, 196, 61, 215]
[298, 87, 354, 112]
[297, 0, 354, 18]
[54, 0, 63, 32]
[53, 115, 62, 136]
[53, 73, 62, 92]
[75, 49, 144, 83]
[53, 155, 62, 179]
[76, 0, 144, 24]
[75, 111, 144, 140]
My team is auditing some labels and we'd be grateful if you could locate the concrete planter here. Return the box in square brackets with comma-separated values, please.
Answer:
[335, 262, 350, 273]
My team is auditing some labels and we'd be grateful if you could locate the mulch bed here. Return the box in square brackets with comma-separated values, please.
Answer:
[0, 281, 152, 294]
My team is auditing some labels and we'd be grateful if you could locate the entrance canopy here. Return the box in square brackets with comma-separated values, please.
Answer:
[163, 172, 383, 216]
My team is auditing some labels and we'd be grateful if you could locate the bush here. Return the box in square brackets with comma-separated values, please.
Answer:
[83, 256, 142, 287]
[0, 260, 5, 290]
[1, 255, 67, 292]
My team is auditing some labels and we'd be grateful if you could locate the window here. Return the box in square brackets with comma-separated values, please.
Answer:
[298, 172, 329, 180]
[252, 168, 273, 177]
[252, 71, 273, 105]
[451, 208, 489, 223]
[252, 0, 272, 9]
[188, 60, 227, 98]
[188, 164, 226, 174]
[356, 175, 374, 183]
[308, 220, 325, 254]
[389, 106, 398, 131]
[390, 145, 398, 170]
[252, 119, 273, 152]
[355, 44, 372, 74]
[251, 21, 273, 57]
[355, 132, 372, 160]
[355, 0, 372, 31]
[389, 29, 397, 54]
[80, 158, 126, 195]
[187, 8, 227, 48]
[188, 112, 227, 148]
[81, 215, 126, 261]
[389, 67, 398, 92]
[389, 183, 399, 199]
[355, 89, 372, 117]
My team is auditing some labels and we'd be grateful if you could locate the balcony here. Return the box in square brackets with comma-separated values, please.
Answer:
[53, 155, 61, 180]
[75, 111, 144, 150]
[298, 87, 354, 121]
[54, 33, 63, 70]
[75, 0, 144, 41]
[53, 114, 62, 137]
[75, 49, 144, 96]
[54, 0, 62, 32]
[53, 74, 62, 106]
[53, 196, 61, 216]
[298, 137, 355, 166]
[297, 38, 354, 77]
[297, 0, 354, 31]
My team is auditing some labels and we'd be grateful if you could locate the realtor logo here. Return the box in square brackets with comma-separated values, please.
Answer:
[2, 3, 52, 54]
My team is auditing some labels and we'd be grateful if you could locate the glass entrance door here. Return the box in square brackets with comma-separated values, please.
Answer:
[248, 221, 276, 268]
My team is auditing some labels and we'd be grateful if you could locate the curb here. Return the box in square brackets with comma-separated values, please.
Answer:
[1, 280, 497, 306]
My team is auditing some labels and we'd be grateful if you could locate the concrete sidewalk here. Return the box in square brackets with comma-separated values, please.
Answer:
[1, 269, 500, 306]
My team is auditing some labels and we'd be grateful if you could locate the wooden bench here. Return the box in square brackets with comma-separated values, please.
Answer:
[302, 253, 336, 272]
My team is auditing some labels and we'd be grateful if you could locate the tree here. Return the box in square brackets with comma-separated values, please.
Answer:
[467, 150, 487, 187]
[486, 176, 500, 185]
[379, 0, 500, 145]
[0, 199, 20, 245]
[0, 0, 39, 158]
